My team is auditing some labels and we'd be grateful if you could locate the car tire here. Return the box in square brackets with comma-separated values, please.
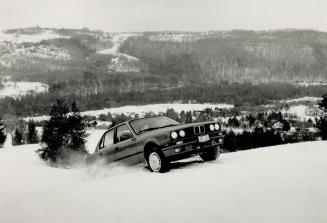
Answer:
[147, 148, 169, 173]
[200, 146, 220, 161]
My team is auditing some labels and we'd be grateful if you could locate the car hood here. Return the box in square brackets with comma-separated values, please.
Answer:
[138, 121, 217, 140]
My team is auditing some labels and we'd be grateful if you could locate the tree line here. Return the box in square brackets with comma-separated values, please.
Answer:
[0, 81, 326, 117]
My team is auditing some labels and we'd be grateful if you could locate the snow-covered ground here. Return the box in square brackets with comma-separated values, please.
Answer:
[285, 104, 321, 121]
[0, 81, 49, 99]
[85, 129, 107, 154]
[293, 82, 327, 87]
[23, 103, 234, 122]
[0, 29, 69, 43]
[1, 141, 327, 223]
[96, 33, 136, 56]
[287, 105, 309, 120]
[148, 32, 205, 42]
[96, 33, 140, 72]
[280, 96, 321, 103]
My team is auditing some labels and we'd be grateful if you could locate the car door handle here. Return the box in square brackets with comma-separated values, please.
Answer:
[99, 152, 103, 156]
[114, 147, 119, 151]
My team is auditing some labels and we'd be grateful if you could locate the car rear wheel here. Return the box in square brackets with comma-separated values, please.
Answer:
[200, 146, 220, 161]
[147, 148, 169, 173]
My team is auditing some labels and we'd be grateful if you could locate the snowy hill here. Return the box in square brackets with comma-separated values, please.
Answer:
[1, 140, 327, 223]
[2, 27, 327, 84]
[0, 27, 140, 73]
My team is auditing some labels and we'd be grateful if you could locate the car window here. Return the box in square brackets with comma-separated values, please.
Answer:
[116, 124, 133, 143]
[100, 129, 114, 149]
[130, 116, 180, 134]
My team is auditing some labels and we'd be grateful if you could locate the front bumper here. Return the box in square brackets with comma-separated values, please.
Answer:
[161, 134, 223, 162]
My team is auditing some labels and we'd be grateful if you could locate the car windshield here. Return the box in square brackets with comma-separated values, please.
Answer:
[130, 116, 180, 134]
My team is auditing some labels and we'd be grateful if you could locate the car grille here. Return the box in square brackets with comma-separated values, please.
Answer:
[193, 125, 205, 135]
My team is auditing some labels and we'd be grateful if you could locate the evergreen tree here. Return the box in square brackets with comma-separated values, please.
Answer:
[37, 99, 88, 166]
[185, 111, 193, 123]
[66, 102, 88, 153]
[223, 131, 237, 152]
[317, 94, 327, 140]
[319, 94, 327, 113]
[282, 119, 291, 131]
[247, 114, 256, 127]
[27, 120, 38, 144]
[228, 116, 240, 127]
[317, 118, 327, 140]
[179, 111, 186, 123]
[166, 108, 179, 121]
[13, 129, 23, 145]
[0, 117, 6, 147]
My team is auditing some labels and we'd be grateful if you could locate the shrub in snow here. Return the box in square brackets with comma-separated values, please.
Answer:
[0, 117, 6, 147]
[26, 120, 38, 144]
[222, 129, 283, 152]
[12, 129, 23, 145]
[37, 99, 88, 166]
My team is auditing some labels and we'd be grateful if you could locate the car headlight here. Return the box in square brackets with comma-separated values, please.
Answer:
[209, 124, 215, 131]
[214, 123, 220, 131]
[179, 130, 186, 137]
[171, 131, 178, 139]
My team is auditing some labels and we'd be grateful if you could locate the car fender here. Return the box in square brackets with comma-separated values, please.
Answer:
[142, 138, 162, 159]
[144, 138, 161, 149]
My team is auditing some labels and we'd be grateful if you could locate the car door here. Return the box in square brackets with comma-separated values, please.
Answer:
[97, 129, 116, 163]
[114, 124, 139, 165]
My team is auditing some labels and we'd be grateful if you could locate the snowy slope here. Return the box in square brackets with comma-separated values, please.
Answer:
[0, 81, 49, 99]
[95, 33, 140, 72]
[1, 140, 327, 223]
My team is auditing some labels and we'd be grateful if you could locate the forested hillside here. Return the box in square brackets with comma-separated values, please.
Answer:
[121, 30, 327, 83]
[1, 27, 327, 116]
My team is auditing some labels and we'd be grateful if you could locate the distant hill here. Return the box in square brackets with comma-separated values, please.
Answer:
[121, 30, 327, 84]
[1, 27, 327, 85]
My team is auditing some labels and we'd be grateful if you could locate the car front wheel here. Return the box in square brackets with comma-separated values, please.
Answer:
[147, 148, 169, 173]
[200, 146, 220, 161]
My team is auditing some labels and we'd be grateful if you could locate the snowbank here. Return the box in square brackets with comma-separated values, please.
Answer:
[1, 141, 327, 223]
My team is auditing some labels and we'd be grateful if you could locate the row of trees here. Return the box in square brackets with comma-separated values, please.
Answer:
[223, 129, 283, 152]
[12, 121, 39, 145]
[1, 81, 326, 117]
[0, 118, 38, 147]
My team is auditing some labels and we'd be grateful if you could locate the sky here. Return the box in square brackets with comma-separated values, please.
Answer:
[0, 0, 327, 32]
